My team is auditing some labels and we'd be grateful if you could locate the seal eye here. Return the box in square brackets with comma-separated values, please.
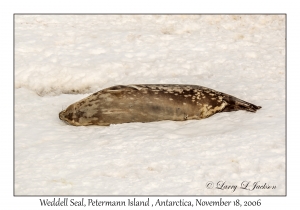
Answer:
[66, 113, 73, 120]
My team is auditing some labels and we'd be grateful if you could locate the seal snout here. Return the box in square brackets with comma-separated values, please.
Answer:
[59, 110, 65, 120]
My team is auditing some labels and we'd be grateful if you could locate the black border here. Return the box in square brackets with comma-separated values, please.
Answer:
[13, 13, 287, 197]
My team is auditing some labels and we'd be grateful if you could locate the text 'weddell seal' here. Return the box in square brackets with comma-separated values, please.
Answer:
[59, 84, 261, 126]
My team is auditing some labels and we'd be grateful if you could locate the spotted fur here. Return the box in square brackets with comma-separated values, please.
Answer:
[59, 84, 261, 126]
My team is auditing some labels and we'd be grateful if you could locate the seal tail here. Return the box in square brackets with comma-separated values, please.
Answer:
[222, 94, 262, 113]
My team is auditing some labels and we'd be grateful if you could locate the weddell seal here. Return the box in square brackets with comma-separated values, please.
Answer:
[59, 84, 261, 126]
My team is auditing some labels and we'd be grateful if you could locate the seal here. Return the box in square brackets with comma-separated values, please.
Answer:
[59, 84, 261, 126]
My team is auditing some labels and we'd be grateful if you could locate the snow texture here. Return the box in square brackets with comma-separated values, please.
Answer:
[15, 15, 285, 195]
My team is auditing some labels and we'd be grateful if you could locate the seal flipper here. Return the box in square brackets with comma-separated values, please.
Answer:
[222, 95, 262, 113]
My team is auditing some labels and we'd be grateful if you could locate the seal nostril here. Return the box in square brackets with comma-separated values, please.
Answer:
[59, 111, 64, 120]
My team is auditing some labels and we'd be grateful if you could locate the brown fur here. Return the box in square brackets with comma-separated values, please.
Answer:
[59, 84, 261, 126]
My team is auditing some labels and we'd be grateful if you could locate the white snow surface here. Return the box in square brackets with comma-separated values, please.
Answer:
[15, 15, 285, 195]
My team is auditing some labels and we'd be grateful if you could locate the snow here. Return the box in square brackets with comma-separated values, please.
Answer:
[14, 15, 285, 195]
